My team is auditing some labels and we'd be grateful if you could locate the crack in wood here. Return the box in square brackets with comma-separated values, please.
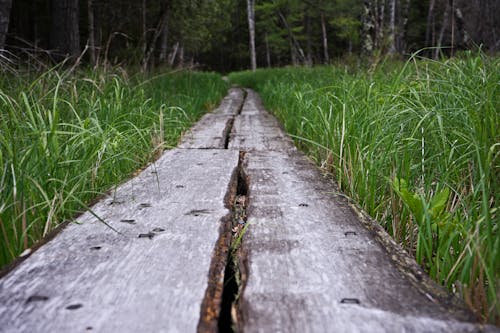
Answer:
[197, 152, 249, 333]
[223, 89, 247, 150]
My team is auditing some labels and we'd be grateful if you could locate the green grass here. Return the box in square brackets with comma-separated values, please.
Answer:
[0, 66, 228, 268]
[229, 53, 499, 323]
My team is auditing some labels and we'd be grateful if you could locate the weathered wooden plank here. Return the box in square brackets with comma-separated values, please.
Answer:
[239, 150, 489, 332]
[0, 149, 239, 333]
[228, 89, 295, 152]
[179, 88, 245, 149]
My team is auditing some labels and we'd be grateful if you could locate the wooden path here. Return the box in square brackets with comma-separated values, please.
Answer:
[0, 88, 497, 333]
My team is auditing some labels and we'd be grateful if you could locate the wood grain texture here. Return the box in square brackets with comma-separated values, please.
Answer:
[228, 89, 296, 152]
[239, 150, 493, 333]
[179, 88, 245, 149]
[0, 149, 239, 333]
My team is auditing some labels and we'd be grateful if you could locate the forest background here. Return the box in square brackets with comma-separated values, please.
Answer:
[0, 0, 499, 71]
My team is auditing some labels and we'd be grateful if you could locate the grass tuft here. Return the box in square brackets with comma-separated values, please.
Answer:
[0, 66, 227, 268]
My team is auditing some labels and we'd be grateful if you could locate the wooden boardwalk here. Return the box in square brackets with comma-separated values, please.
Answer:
[0, 88, 496, 332]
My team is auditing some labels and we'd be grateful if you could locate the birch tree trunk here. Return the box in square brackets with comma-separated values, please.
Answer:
[373, 0, 379, 48]
[377, 0, 386, 50]
[362, 0, 375, 56]
[0, 0, 12, 50]
[388, 0, 396, 54]
[246, 0, 257, 71]
[50, 0, 80, 61]
[168, 41, 179, 66]
[87, 0, 96, 66]
[321, 13, 329, 64]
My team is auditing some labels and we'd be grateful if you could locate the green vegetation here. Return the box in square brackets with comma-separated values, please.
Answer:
[229, 54, 499, 322]
[0, 67, 227, 268]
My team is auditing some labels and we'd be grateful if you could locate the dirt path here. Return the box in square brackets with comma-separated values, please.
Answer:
[0, 88, 496, 332]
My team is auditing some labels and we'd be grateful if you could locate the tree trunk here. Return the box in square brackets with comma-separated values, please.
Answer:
[158, 18, 169, 62]
[305, 14, 312, 66]
[168, 41, 179, 66]
[289, 34, 297, 65]
[398, 0, 411, 53]
[50, 0, 80, 61]
[388, 0, 396, 54]
[0, 0, 12, 50]
[93, 1, 102, 64]
[425, 0, 436, 49]
[265, 33, 271, 67]
[178, 44, 184, 68]
[450, 0, 455, 56]
[362, 0, 375, 56]
[246, 0, 257, 71]
[377, 0, 386, 50]
[141, 0, 147, 56]
[373, 0, 379, 48]
[142, 2, 169, 72]
[431, 10, 436, 48]
[320, 13, 329, 64]
[278, 10, 306, 65]
[453, 7, 469, 48]
[87, 0, 96, 66]
[434, 0, 451, 59]
[476, 0, 485, 46]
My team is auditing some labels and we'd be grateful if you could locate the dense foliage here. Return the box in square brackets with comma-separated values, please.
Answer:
[230, 53, 499, 323]
[0, 68, 228, 267]
[4, 0, 500, 72]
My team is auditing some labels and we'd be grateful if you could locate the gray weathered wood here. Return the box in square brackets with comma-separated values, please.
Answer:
[228, 89, 295, 152]
[239, 150, 490, 332]
[179, 88, 244, 149]
[0, 149, 239, 333]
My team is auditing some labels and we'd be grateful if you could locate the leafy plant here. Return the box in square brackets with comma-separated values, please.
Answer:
[391, 177, 453, 269]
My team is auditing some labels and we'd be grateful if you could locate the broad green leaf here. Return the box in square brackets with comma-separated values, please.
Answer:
[430, 188, 450, 218]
